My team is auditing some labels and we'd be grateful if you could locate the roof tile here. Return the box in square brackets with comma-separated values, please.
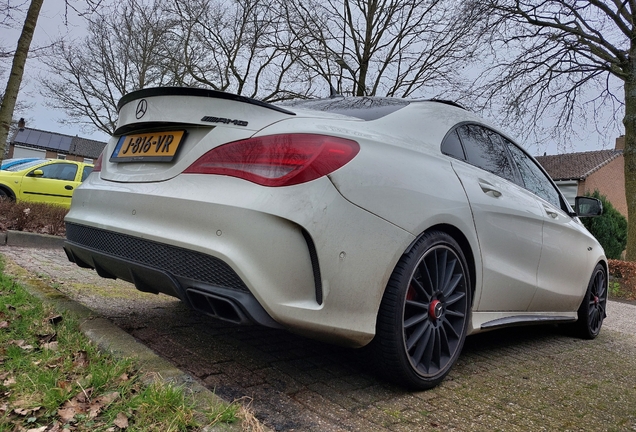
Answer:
[535, 150, 622, 181]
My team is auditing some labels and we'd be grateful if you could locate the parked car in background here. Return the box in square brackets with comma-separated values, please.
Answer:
[1, 158, 38, 170]
[0, 159, 93, 208]
[63, 87, 606, 389]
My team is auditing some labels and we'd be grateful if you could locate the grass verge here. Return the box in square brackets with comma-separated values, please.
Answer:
[0, 256, 242, 431]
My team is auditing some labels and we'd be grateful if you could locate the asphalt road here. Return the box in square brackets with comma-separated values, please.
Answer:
[2, 245, 636, 431]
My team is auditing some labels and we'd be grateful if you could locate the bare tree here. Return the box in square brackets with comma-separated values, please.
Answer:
[170, 0, 316, 102]
[280, 0, 481, 98]
[40, 0, 190, 135]
[0, 0, 105, 162]
[464, 1, 636, 259]
[0, 0, 43, 161]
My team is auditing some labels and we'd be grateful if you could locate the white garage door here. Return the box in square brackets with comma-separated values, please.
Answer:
[13, 145, 46, 159]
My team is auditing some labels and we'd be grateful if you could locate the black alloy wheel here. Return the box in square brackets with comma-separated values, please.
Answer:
[573, 263, 607, 339]
[374, 230, 470, 390]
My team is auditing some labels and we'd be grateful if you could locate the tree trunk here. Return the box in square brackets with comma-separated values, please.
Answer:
[0, 0, 45, 163]
[623, 63, 636, 260]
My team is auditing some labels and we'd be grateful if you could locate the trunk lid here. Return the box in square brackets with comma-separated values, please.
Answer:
[99, 87, 296, 183]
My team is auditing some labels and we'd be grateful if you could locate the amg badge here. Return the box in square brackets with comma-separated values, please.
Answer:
[201, 116, 248, 127]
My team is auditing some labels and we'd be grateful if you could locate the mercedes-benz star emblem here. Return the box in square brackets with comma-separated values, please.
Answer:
[135, 99, 148, 119]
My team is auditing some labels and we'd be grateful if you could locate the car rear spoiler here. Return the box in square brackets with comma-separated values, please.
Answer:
[117, 87, 296, 116]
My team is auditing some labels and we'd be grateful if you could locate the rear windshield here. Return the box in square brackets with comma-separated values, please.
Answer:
[280, 97, 410, 121]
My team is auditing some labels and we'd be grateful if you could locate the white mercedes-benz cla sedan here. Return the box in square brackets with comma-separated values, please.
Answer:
[64, 87, 607, 389]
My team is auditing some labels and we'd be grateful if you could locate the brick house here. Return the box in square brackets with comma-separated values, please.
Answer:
[535, 137, 626, 218]
[7, 126, 107, 163]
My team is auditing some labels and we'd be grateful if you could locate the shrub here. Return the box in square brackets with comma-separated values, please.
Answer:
[0, 200, 68, 236]
[608, 259, 636, 300]
[580, 190, 627, 259]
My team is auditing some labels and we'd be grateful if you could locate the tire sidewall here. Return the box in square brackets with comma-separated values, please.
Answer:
[378, 230, 471, 389]
[577, 263, 606, 339]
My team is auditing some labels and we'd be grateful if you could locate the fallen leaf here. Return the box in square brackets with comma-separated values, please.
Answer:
[42, 341, 59, 351]
[57, 406, 78, 423]
[14, 407, 30, 416]
[47, 357, 64, 369]
[25, 427, 46, 432]
[72, 351, 89, 368]
[47, 422, 62, 432]
[9, 340, 33, 350]
[3, 376, 16, 386]
[88, 402, 102, 419]
[0, 403, 8, 413]
[38, 332, 57, 344]
[0, 321, 8, 329]
[48, 314, 63, 325]
[75, 387, 93, 403]
[95, 392, 119, 406]
[116, 373, 129, 383]
[113, 412, 129, 429]
[0, 372, 8, 380]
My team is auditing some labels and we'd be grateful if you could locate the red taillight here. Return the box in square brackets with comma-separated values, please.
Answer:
[93, 151, 104, 172]
[183, 134, 360, 186]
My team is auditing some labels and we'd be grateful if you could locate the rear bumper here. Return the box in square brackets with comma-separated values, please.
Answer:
[64, 223, 281, 328]
[65, 173, 414, 346]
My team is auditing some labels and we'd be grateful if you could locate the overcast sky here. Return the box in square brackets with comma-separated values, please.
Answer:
[1, 2, 624, 154]
[2, 2, 111, 144]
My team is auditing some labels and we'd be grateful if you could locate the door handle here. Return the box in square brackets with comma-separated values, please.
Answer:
[478, 181, 502, 198]
[65, 185, 74, 190]
[544, 206, 558, 219]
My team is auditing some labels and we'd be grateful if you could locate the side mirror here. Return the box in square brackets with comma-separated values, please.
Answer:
[574, 196, 603, 217]
[32, 169, 44, 177]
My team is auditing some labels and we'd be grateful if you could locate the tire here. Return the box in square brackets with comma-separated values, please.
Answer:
[573, 263, 607, 339]
[373, 230, 471, 390]
[0, 188, 13, 202]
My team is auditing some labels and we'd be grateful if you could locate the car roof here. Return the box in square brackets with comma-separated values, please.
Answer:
[279, 97, 467, 121]
[1, 159, 91, 173]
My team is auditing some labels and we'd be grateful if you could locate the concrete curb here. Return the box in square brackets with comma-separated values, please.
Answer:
[4, 258, 248, 431]
[1, 230, 65, 248]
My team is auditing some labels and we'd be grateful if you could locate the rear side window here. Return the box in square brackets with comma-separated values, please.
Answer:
[81, 166, 93, 182]
[456, 125, 516, 183]
[441, 129, 466, 160]
[503, 139, 562, 208]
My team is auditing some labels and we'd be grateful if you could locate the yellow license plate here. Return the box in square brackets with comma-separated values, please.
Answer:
[110, 131, 186, 162]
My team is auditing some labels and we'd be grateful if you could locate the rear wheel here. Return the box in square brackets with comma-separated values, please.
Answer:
[573, 263, 607, 339]
[374, 230, 470, 390]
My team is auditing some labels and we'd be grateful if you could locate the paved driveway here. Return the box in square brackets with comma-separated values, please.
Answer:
[2, 245, 636, 431]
